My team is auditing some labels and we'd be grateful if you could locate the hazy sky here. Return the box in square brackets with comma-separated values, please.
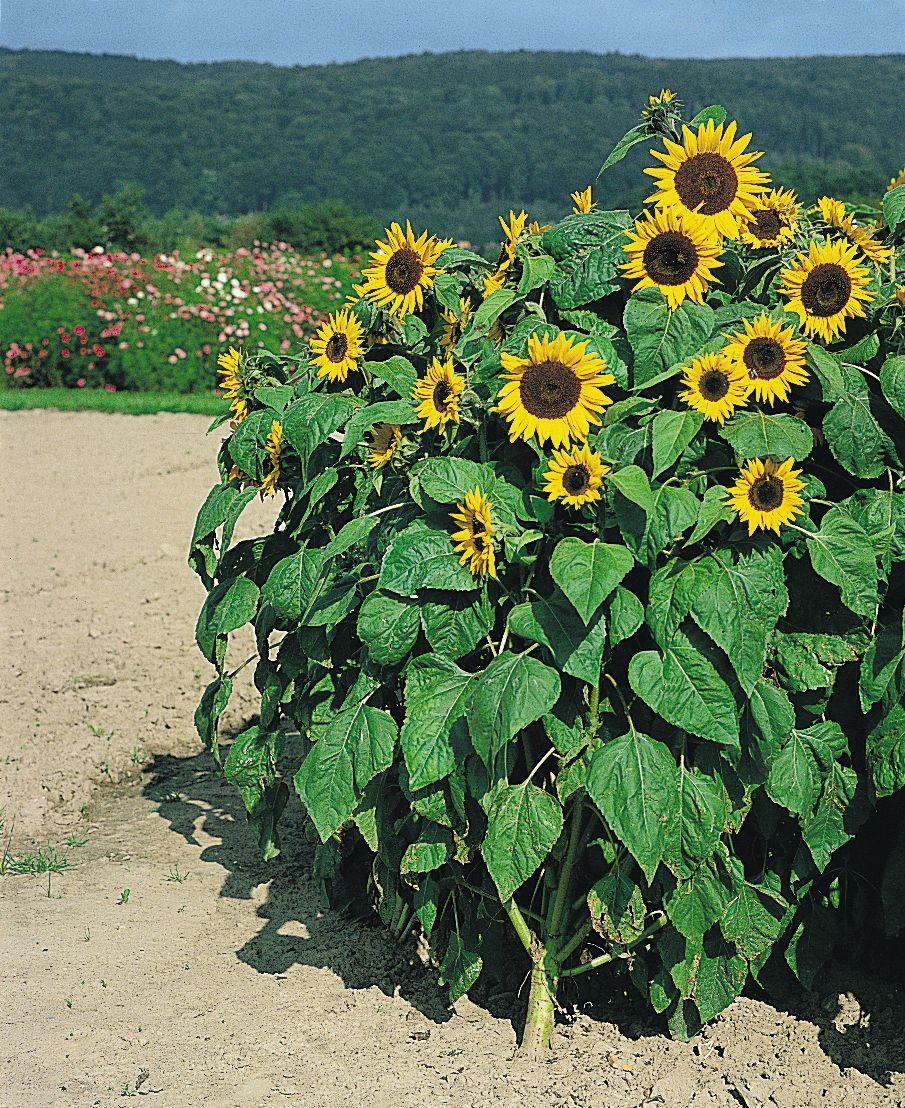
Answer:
[1, 0, 903, 64]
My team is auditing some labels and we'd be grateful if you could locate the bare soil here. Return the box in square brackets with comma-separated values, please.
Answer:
[1, 410, 903, 1108]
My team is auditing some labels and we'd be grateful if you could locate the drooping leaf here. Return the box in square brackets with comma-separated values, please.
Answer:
[468, 651, 561, 769]
[439, 932, 482, 1003]
[588, 863, 647, 945]
[356, 591, 421, 666]
[508, 594, 607, 685]
[195, 577, 260, 664]
[421, 590, 494, 660]
[823, 364, 898, 479]
[880, 354, 905, 420]
[379, 522, 478, 594]
[665, 764, 730, 878]
[719, 411, 814, 461]
[867, 705, 905, 797]
[616, 483, 700, 567]
[651, 409, 704, 477]
[482, 782, 564, 901]
[550, 537, 634, 624]
[805, 506, 879, 618]
[400, 654, 477, 791]
[340, 400, 419, 458]
[624, 289, 714, 388]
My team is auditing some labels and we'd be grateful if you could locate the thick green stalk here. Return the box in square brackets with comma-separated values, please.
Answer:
[521, 957, 557, 1058]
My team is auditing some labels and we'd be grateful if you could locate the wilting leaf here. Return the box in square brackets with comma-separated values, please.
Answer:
[482, 782, 564, 900]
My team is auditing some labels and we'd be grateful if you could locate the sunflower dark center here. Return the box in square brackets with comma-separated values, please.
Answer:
[519, 360, 582, 419]
[433, 380, 453, 411]
[674, 152, 739, 215]
[800, 263, 852, 317]
[642, 231, 699, 286]
[563, 464, 591, 495]
[748, 475, 784, 511]
[751, 209, 783, 240]
[325, 332, 348, 362]
[699, 368, 730, 400]
[743, 337, 786, 380]
[384, 246, 424, 294]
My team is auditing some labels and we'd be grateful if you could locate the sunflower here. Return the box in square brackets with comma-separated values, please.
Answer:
[644, 119, 768, 239]
[888, 166, 905, 192]
[643, 89, 679, 119]
[498, 210, 528, 266]
[739, 187, 800, 248]
[309, 307, 365, 382]
[413, 357, 465, 433]
[497, 331, 615, 447]
[815, 196, 847, 228]
[840, 218, 892, 267]
[527, 219, 552, 236]
[727, 457, 805, 536]
[621, 206, 723, 309]
[368, 423, 402, 469]
[450, 488, 497, 579]
[571, 186, 593, 214]
[217, 346, 249, 427]
[482, 267, 508, 299]
[259, 420, 283, 497]
[721, 314, 808, 405]
[678, 352, 749, 423]
[360, 221, 452, 317]
[440, 297, 472, 349]
[779, 238, 874, 343]
[543, 443, 610, 509]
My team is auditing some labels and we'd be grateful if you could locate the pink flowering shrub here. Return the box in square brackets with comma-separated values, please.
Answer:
[0, 243, 358, 392]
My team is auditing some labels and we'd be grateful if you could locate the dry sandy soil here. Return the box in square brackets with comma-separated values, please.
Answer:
[1, 409, 904, 1108]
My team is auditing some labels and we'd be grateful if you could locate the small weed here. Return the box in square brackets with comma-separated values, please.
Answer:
[116, 888, 131, 905]
[129, 745, 146, 765]
[165, 864, 190, 883]
[65, 833, 89, 848]
[88, 723, 113, 740]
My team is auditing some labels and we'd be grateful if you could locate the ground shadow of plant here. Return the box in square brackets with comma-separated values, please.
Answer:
[143, 746, 905, 1086]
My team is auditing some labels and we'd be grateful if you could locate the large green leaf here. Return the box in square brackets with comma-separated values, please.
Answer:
[629, 631, 739, 748]
[721, 862, 787, 962]
[262, 546, 325, 622]
[439, 933, 482, 1003]
[588, 864, 647, 944]
[295, 697, 397, 840]
[379, 522, 478, 594]
[482, 782, 564, 900]
[508, 594, 607, 685]
[765, 721, 847, 816]
[282, 392, 360, 463]
[468, 651, 561, 769]
[805, 506, 879, 618]
[339, 399, 419, 458]
[616, 483, 699, 567]
[624, 289, 714, 388]
[356, 591, 420, 666]
[416, 456, 496, 504]
[666, 858, 730, 939]
[421, 590, 494, 660]
[189, 481, 257, 580]
[549, 537, 634, 624]
[651, 409, 703, 477]
[867, 705, 905, 798]
[665, 764, 730, 879]
[667, 931, 748, 1025]
[880, 355, 905, 420]
[860, 613, 905, 712]
[687, 548, 789, 693]
[366, 355, 418, 398]
[719, 411, 814, 461]
[400, 655, 477, 790]
[587, 731, 678, 882]
[195, 577, 260, 664]
[823, 364, 898, 479]
[882, 183, 905, 231]
[801, 762, 860, 871]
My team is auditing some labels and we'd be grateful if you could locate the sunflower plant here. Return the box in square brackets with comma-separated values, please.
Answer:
[191, 94, 905, 1053]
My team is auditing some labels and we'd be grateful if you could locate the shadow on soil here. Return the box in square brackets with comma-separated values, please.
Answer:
[143, 747, 905, 1087]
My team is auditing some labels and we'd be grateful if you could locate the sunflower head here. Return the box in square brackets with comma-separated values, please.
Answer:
[571, 186, 593, 214]
[816, 196, 847, 229]
[440, 297, 472, 349]
[622, 206, 723, 310]
[360, 221, 451, 317]
[368, 423, 402, 469]
[779, 238, 874, 343]
[644, 119, 768, 238]
[310, 307, 365, 382]
[678, 351, 749, 423]
[739, 187, 800, 249]
[450, 488, 497, 579]
[259, 420, 283, 497]
[413, 357, 466, 433]
[543, 443, 610, 509]
[727, 457, 805, 535]
[217, 346, 250, 426]
[499, 210, 528, 266]
[721, 314, 808, 405]
[497, 331, 615, 448]
[482, 266, 509, 299]
[643, 89, 680, 120]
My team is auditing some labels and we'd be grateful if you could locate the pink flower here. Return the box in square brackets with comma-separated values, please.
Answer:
[77, 377, 86, 387]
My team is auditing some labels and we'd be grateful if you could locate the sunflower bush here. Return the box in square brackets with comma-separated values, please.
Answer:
[191, 92, 905, 1052]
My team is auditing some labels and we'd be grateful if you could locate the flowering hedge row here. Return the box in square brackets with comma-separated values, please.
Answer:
[191, 91, 904, 1052]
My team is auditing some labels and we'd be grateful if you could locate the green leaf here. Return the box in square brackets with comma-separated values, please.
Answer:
[189, 482, 257, 580]
[195, 577, 260, 664]
[508, 594, 607, 685]
[666, 859, 730, 939]
[823, 364, 898, 479]
[282, 392, 359, 463]
[688, 104, 727, 127]
[765, 721, 847, 816]
[473, 288, 517, 331]
[194, 675, 233, 761]
[615, 483, 699, 567]
[588, 864, 647, 944]
[721, 863, 786, 962]
[607, 464, 654, 511]
[598, 123, 651, 174]
[807, 344, 845, 401]
[801, 763, 859, 871]
[665, 765, 730, 879]
[482, 782, 564, 901]
[686, 548, 789, 694]
[222, 724, 280, 791]
[400, 824, 454, 874]
[421, 590, 494, 660]
[587, 731, 678, 882]
[629, 632, 739, 748]
[262, 546, 324, 622]
[880, 355, 905, 420]
[439, 932, 482, 1003]
[340, 400, 419, 458]
[518, 252, 556, 295]
[416, 456, 495, 504]
[772, 631, 858, 693]
[295, 696, 397, 840]
[322, 514, 379, 560]
[379, 522, 478, 594]
[867, 705, 905, 797]
[468, 652, 561, 770]
[549, 249, 621, 309]
[668, 932, 748, 1024]
[367, 355, 418, 398]
[400, 655, 477, 790]
[860, 613, 905, 712]
[882, 183, 905, 231]
[651, 410, 703, 477]
[228, 410, 274, 481]
[550, 537, 634, 625]
[745, 680, 795, 771]
[357, 591, 420, 666]
[624, 289, 714, 388]
[608, 585, 645, 646]
[805, 506, 879, 617]
[686, 484, 734, 546]
[719, 411, 814, 461]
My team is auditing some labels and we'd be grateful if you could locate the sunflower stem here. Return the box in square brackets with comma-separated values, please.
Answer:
[559, 914, 668, 978]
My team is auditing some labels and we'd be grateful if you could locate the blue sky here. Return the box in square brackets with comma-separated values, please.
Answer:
[1, 0, 903, 63]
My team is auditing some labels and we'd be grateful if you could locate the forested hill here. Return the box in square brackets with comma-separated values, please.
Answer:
[1, 47, 902, 242]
